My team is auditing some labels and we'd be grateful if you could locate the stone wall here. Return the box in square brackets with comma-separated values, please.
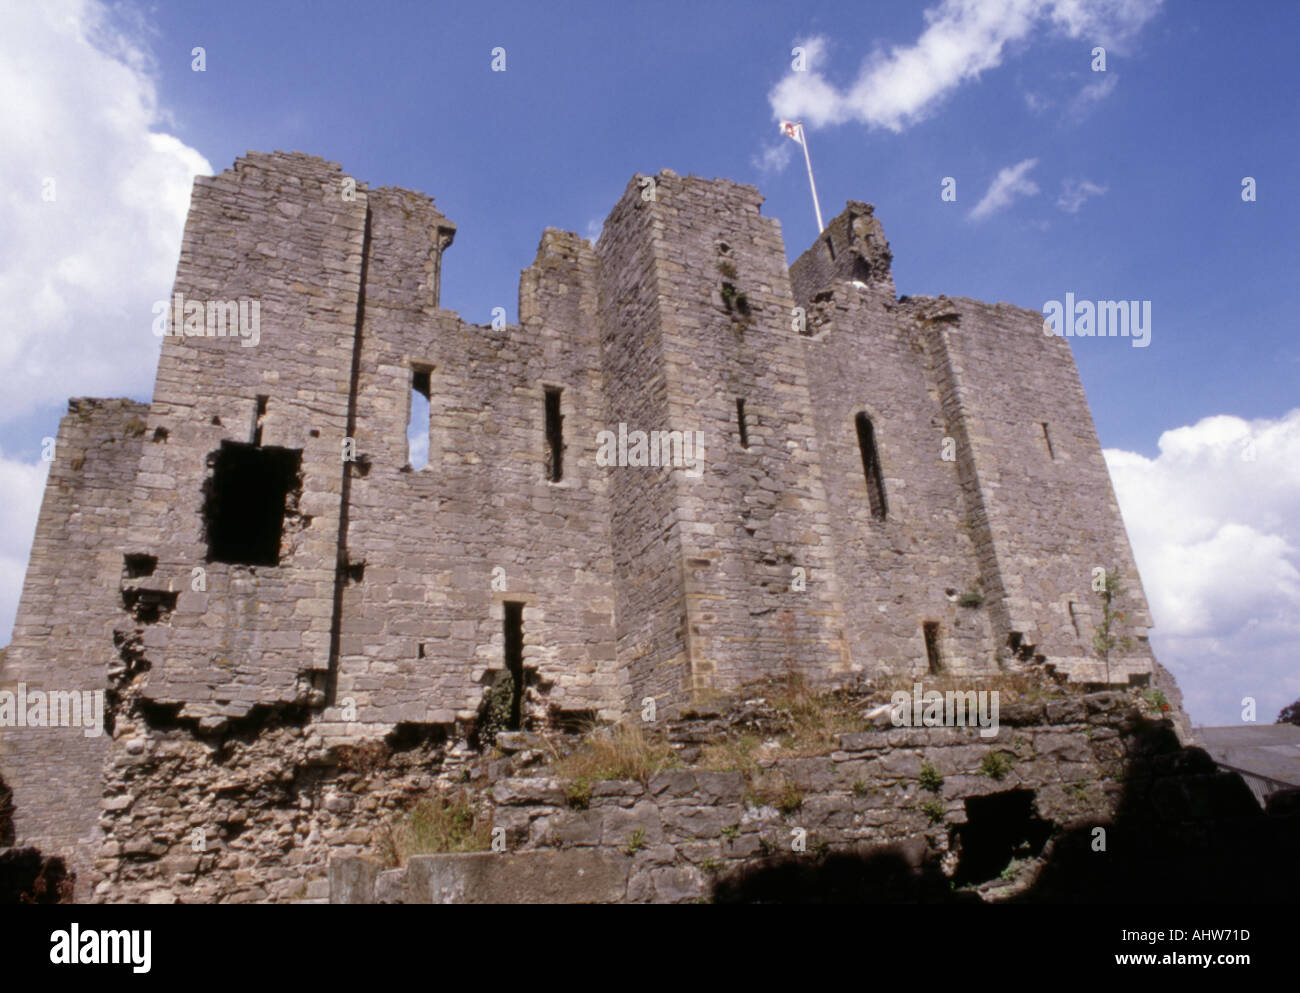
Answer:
[328, 692, 1298, 903]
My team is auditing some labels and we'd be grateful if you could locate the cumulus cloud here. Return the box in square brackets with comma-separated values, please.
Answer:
[0, 0, 211, 426]
[1057, 177, 1107, 212]
[969, 157, 1040, 220]
[1105, 410, 1300, 727]
[768, 0, 1162, 132]
[0, 453, 51, 642]
[751, 139, 794, 176]
[1069, 71, 1119, 116]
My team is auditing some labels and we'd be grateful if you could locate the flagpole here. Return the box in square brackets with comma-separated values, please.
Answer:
[798, 123, 825, 233]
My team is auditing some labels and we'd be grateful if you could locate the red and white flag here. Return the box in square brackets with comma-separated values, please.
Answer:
[779, 120, 804, 143]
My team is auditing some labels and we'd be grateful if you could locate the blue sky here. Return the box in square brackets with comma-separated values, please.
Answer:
[1, 0, 1297, 727]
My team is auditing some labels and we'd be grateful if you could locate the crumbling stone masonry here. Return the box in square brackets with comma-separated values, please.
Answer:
[0, 152, 1181, 901]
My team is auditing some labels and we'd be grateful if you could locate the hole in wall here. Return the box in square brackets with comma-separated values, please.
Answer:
[202, 441, 302, 567]
[952, 790, 1052, 886]
[123, 554, 157, 578]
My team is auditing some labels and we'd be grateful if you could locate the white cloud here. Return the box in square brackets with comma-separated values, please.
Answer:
[768, 0, 1162, 132]
[1105, 410, 1300, 727]
[751, 140, 794, 176]
[1069, 71, 1119, 116]
[0, 453, 51, 643]
[1057, 177, 1107, 212]
[1024, 90, 1052, 113]
[0, 0, 212, 426]
[969, 157, 1040, 220]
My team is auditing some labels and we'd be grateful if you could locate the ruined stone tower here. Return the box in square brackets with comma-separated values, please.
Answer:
[0, 152, 1173, 898]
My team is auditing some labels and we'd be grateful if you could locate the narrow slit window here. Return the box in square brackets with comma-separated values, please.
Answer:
[544, 387, 564, 482]
[1041, 422, 1055, 460]
[736, 398, 750, 449]
[923, 622, 942, 674]
[408, 366, 431, 470]
[854, 412, 888, 520]
[252, 395, 268, 446]
[503, 601, 525, 730]
[1067, 600, 1080, 637]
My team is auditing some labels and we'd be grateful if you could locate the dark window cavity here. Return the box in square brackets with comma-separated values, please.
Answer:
[736, 398, 750, 449]
[544, 387, 564, 482]
[855, 412, 888, 520]
[203, 441, 301, 566]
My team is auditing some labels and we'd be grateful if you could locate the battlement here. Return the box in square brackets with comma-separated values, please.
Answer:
[0, 152, 1179, 897]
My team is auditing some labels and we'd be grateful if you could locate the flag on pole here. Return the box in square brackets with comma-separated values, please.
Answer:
[778, 120, 824, 233]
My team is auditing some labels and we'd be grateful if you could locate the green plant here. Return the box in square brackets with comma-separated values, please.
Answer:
[918, 760, 944, 793]
[1143, 688, 1170, 713]
[1092, 566, 1135, 682]
[1065, 781, 1089, 801]
[551, 720, 680, 786]
[852, 778, 869, 796]
[721, 824, 740, 841]
[716, 260, 738, 280]
[382, 792, 492, 866]
[980, 751, 1014, 780]
[623, 826, 646, 855]
[478, 670, 516, 745]
[566, 779, 592, 810]
[957, 590, 984, 608]
[123, 415, 148, 437]
[776, 783, 804, 815]
[699, 857, 722, 873]
[920, 797, 946, 823]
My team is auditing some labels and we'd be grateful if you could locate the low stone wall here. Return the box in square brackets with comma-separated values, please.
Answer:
[332, 691, 1292, 903]
[83, 686, 1298, 903]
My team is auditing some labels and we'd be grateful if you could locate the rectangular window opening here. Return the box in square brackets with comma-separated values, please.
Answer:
[408, 366, 432, 471]
[923, 621, 942, 674]
[203, 440, 301, 566]
[855, 412, 888, 520]
[544, 387, 564, 482]
[736, 398, 750, 449]
[503, 601, 525, 730]
[1041, 422, 1055, 460]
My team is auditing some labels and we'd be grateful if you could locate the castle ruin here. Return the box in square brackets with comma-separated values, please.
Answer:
[0, 151, 1181, 901]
